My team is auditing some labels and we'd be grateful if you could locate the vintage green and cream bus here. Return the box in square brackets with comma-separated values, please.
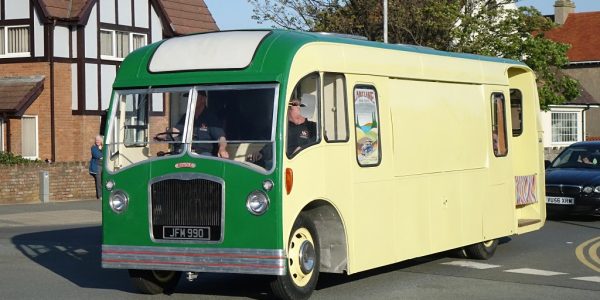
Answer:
[101, 30, 545, 299]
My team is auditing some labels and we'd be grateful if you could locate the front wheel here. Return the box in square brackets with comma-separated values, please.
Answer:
[128, 269, 181, 295]
[464, 239, 498, 260]
[271, 215, 320, 300]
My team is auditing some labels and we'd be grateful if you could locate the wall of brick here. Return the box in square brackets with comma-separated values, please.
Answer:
[0, 162, 96, 204]
[1, 62, 103, 163]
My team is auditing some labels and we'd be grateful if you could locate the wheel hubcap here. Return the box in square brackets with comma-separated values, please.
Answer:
[288, 227, 315, 287]
[152, 270, 175, 282]
[299, 240, 315, 274]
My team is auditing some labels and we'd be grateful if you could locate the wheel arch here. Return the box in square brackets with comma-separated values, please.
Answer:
[299, 199, 348, 274]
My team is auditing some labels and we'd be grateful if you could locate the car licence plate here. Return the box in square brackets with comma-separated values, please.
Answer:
[162, 226, 210, 240]
[545, 196, 575, 205]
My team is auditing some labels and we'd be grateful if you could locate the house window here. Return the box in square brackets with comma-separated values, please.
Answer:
[21, 116, 38, 159]
[0, 26, 30, 57]
[100, 29, 147, 59]
[552, 112, 578, 143]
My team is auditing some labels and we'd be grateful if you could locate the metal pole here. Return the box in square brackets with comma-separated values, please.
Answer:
[383, 0, 388, 43]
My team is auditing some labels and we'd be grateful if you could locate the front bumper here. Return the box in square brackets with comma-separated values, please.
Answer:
[102, 245, 286, 275]
[546, 194, 600, 215]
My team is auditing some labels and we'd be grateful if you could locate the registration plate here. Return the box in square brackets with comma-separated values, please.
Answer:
[545, 196, 575, 205]
[162, 226, 210, 240]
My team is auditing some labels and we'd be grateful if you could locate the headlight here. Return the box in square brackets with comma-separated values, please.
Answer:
[583, 186, 593, 194]
[109, 190, 129, 214]
[595, 186, 600, 193]
[246, 190, 270, 215]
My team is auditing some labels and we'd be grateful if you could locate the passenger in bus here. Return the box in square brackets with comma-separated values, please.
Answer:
[172, 91, 229, 158]
[286, 98, 317, 156]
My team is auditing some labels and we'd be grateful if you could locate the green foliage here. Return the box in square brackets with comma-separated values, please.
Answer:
[248, 0, 581, 109]
[0, 151, 41, 165]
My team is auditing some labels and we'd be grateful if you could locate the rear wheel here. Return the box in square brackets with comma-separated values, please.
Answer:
[464, 239, 498, 260]
[128, 269, 181, 295]
[271, 215, 320, 300]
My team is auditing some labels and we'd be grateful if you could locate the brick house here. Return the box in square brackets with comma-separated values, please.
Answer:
[0, 0, 218, 162]
[540, 0, 600, 149]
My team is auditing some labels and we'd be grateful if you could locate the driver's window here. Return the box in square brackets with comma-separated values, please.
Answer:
[287, 73, 320, 158]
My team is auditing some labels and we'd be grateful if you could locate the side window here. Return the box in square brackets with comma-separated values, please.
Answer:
[353, 85, 381, 166]
[323, 73, 349, 142]
[491, 92, 508, 157]
[287, 73, 320, 158]
[510, 89, 523, 137]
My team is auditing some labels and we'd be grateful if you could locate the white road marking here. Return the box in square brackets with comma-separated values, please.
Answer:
[441, 260, 501, 269]
[504, 268, 567, 276]
[572, 276, 600, 283]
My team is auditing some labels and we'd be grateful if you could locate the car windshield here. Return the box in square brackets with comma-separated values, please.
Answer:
[106, 84, 277, 172]
[551, 146, 600, 169]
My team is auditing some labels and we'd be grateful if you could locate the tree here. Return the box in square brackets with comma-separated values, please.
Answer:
[248, 0, 580, 108]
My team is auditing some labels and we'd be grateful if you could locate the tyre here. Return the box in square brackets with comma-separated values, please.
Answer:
[271, 215, 320, 300]
[128, 269, 181, 295]
[464, 239, 499, 260]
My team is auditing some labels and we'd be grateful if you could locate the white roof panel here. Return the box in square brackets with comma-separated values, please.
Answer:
[149, 31, 270, 73]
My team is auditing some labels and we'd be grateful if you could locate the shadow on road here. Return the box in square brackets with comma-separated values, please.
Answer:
[11, 226, 137, 293]
[11, 225, 495, 299]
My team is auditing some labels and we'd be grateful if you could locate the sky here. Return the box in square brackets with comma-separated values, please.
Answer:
[204, 0, 600, 31]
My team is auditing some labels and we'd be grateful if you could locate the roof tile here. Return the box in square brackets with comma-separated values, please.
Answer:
[545, 12, 600, 62]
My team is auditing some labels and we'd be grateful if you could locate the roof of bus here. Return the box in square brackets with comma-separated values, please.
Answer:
[113, 29, 527, 89]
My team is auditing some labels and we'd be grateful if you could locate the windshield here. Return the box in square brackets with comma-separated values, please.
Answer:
[551, 146, 600, 169]
[106, 84, 277, 172]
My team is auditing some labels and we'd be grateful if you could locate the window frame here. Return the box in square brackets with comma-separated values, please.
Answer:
[491, 92, 508, 157]
[551, 111, 580, 145]
[322, 72, 349, 143]
[100, 29, 147, 60]
[510, 89, 523, 137]
[0, 25, 31, 58]
[20, 115, 39, 160]
[286, 72, 322, 159]
[353, 84, 382, 167]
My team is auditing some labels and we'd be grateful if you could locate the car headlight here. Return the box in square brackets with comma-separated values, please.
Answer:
[246, 190, 270, 215]
[595, 186, 600, 193]
[583, 186, 593, 194]
[109, 190, 129, 214]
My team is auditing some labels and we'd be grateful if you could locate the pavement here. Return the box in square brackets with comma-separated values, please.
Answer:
[0, 200, 101, 228]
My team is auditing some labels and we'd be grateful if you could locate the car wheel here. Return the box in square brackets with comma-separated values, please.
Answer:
[271, 215, 320, 300]
[464, 239, 498, 260]
[128, 269, 181, 295]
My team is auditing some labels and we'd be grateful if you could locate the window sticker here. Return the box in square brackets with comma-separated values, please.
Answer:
[354, 87, 380, 166]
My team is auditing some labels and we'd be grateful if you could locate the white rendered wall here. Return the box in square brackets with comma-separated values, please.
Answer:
[71, 28, 77, 57]
[33, 9, 44, 57]
[118, 0, 132, 26]
[100, 0, 116, 24]
[53, 26, 70, 58]
[134, 0, 149, 28]
[101, 65, 116, 110]
[71, 64, 78, 110]
[151, 7, 163, 43]
[4, 0, 29, 19]
[85, 64, 99, 110]
[85, 5, 98, 58]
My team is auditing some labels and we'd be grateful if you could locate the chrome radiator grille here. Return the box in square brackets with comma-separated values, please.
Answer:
[150, 177, 223, 242]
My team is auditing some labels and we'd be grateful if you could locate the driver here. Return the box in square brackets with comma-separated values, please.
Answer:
[170, 91, 229, 158]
